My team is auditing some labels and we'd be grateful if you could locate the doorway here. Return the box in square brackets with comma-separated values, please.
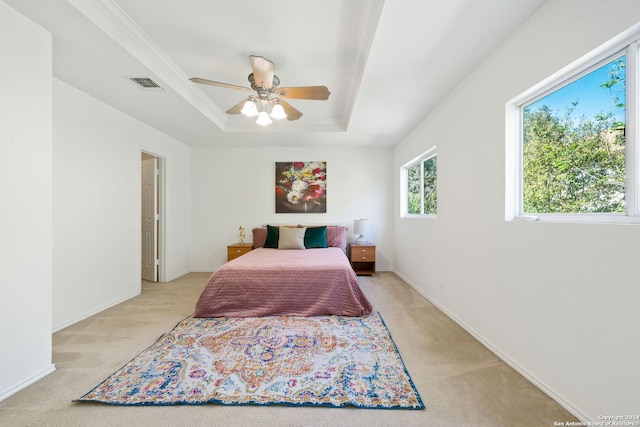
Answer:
[141, 152, 163, 282]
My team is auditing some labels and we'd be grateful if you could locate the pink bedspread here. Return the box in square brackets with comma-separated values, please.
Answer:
[194, 247, 373, 317]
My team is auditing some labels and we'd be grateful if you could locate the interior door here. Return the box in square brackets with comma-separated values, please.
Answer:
[141, 156, 158, 282]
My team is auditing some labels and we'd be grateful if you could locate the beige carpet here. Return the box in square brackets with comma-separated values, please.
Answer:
[0, 272, 578, 427]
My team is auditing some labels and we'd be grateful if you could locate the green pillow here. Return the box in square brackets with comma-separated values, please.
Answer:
[304, 226, 328, 248]
[264, 225, 279, 248]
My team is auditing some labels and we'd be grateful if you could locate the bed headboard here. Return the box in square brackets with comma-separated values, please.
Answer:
[252, 225, 348, 253]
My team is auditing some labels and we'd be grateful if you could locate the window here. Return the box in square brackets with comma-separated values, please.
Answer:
[507, 30, 640, 223]
[403, 148, 437, 216]
[523, 55, 626, 214]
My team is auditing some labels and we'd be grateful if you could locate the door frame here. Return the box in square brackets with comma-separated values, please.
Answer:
[140, 150, 167, 282]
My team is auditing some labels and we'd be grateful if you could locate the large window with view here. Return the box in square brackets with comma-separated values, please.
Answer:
[508, 35, 639, 223]
[403, 148, 437, 216]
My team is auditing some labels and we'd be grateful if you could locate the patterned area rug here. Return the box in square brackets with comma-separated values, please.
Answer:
[76, 312, 424, 409]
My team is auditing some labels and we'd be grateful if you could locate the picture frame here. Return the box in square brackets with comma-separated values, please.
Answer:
[275, 161, 327, 213]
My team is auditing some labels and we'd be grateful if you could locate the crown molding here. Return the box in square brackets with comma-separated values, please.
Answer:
[65, 0, 228, 130]
[339, 0, 385, 129]
[224, 116, 346, 133]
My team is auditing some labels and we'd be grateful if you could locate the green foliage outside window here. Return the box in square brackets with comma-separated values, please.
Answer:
[406, 155, 437, 215]
[407, 163, 420, 214]
[522, 56, 626, 214]
[423, 157, 437, 214]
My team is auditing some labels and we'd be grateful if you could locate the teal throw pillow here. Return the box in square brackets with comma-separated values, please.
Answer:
[264, 225, 279, 248]
[304, 226, 328, 248]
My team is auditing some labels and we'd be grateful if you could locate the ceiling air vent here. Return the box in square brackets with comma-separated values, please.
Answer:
[128, 77, 164, 91]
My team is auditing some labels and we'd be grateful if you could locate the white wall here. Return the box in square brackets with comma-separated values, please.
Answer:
[393, 0, 640, 421]
[52, 79, 191, 331]
[0, 2, 55, 400]
[190, 146, 392, 271]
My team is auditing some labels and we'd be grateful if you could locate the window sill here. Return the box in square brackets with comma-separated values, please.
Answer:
[512, 214, 640, 225]
[403, 214, 437, 219]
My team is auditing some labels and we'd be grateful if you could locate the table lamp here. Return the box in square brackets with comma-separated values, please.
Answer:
[353, 219, 368, 244]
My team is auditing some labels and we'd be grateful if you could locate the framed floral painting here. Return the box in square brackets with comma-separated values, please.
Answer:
[275, 161, 326, 213]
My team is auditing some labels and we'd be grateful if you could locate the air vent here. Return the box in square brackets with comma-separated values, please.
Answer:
[128, 77, 164, 91]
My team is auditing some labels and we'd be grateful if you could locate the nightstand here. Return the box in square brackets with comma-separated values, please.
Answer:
[349, 243, 376, 276]
[227, 243, 252, 261]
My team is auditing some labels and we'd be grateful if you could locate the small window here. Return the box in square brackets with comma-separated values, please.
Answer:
[403, 148, 437, 217]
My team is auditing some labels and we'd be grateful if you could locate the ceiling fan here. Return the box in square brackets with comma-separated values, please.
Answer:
[190, 55, 331, 126]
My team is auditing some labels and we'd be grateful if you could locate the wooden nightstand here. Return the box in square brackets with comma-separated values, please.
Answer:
[349, 243, 376, 276]
[227, 243, 252, 261]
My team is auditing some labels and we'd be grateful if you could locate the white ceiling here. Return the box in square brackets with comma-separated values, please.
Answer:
[6, 0, 546, 147]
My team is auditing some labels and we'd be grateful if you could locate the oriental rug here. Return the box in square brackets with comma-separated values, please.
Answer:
[76, 312, 424, 409]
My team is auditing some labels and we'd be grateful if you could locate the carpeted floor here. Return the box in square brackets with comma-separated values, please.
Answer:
[0, 272, 578, 426]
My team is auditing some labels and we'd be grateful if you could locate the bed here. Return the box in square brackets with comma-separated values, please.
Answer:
[194, 225, 373, 318]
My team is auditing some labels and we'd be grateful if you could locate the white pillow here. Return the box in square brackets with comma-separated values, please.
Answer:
[278, 227, 307, 249]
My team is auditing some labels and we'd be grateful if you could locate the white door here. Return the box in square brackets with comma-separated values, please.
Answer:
[141, 156, 158, 282]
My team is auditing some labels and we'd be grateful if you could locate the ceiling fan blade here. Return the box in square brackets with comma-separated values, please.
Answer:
[279, 99, 303, 121]
[277, 86, 331, 100]
[225, 99, 247, 115]
[249, 55, 275, 89]
[190, 77, 252, 92]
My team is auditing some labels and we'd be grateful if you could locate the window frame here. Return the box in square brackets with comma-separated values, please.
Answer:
[506, 27, 640, 224]
[401, 146, 437, 218]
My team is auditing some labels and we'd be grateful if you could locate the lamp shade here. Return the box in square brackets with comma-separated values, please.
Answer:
[353, 218, 368, 243]
[240, 100, 258, 116]
[256, 110, 272, 126]
[270, 103, 287, 120]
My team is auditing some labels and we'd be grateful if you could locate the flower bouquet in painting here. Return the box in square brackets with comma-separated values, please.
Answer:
[275, 161, 326, 213]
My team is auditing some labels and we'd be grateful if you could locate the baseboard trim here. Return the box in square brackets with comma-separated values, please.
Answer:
[392, 269, 589, 423]
[52, 290, 140, 333]
[52, 269, 197, 332]
[0, 364, 56, 402]
[166, 270, 192, 282]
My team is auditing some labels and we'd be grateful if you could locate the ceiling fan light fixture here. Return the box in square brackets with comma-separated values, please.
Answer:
[270, 102, 287, 120]
[190, 55, 329, 126]
[256, 110, 272, 126]
[240, 100, 258, 116]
